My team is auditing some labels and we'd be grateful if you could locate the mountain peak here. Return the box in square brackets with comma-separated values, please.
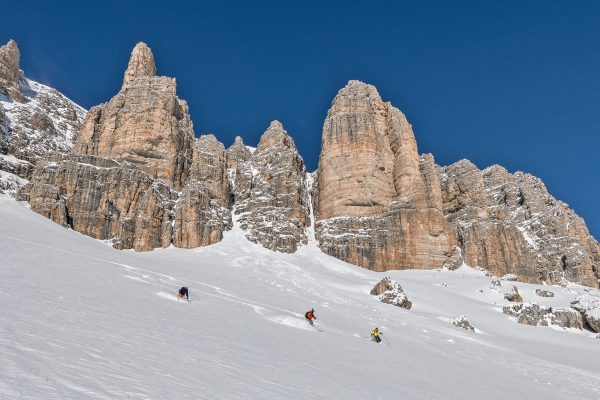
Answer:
[256, 120, 295, 152]
[123, 42, 156, 86]
[0, 39, 23, 99]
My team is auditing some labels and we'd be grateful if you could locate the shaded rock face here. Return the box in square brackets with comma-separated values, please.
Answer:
[439, 159, 600, 287]
[173, 135, 232, 248]
[26, 43, 230, 251]
[73, 42, 193, 191]
[503, 303, 583, 330]
[0, 39, 86, 195]
[229, 121, 310, 252]
[316, 81, 457, 271]
[370, 277, 412, 309]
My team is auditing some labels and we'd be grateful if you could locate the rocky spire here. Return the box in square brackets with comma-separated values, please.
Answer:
[73, 41, 193, 190]
[226, 136, 252, 171]
[0, 39, 25, 101]
[256, 120, 295, 152]
[315, 80, 458, 271]
[232, 121, 310, 253]
[123, 42, 156, 87]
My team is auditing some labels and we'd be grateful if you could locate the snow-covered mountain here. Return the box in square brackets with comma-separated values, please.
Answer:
[0, 39, 86, 196]
[1, 193, 600, 399]
[18, 42, 598, 289]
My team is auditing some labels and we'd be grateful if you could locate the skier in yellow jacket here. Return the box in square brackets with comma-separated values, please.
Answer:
[371, 327, 382, 343]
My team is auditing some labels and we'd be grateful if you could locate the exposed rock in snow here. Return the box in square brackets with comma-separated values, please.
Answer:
[451, 315, 475, 332]
[370, 277, 412, 309]
[501, 274, 518, 281]
[438, 159, 599, 287]
[571, 294, 600, 333]
[503, 303, 583, 330]
[0, 39, 85, 196]
[231, 121, 310, 253]
[490, 277, 502, 291]
[535, 289, 555, 298]
[504, 285, 523, 302]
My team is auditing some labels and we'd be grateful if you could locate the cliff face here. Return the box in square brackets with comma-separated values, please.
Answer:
[25, 43, 228, 251]
[228, 121, 310, 253]
[315, 81, 458, 271]
[73, 43, 193, 191]
[0, 39, 86, 196]
[173, 134, 232, 249]
[438, 160, 600, 286]
[313, 80, 598, 287]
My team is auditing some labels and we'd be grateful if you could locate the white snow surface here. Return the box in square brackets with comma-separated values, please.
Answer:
[1, 194, 600, 399]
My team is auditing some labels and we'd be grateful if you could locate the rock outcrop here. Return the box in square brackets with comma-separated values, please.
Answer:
[503, 303, 583, 329]
[25, 43, 230, 251]
[315, 81, 458, 271]
[229, 121, 310, 252]
[504, 286, 523, 302]
[370, 277, 412, 309]
[535, 289, 554, 298]
[438, 159, 600, 287]
[451, 316, 475, 332]
[0, 39, 86, 195]
[571, 294, 600, 332]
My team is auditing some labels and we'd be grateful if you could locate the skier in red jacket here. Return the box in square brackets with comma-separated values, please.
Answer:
[305, 308, 317, 326]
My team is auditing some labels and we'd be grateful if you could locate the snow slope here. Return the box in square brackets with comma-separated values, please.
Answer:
[1, 194, 599, 399]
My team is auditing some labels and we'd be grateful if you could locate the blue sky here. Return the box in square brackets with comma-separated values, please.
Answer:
[3, 0, 599, 238]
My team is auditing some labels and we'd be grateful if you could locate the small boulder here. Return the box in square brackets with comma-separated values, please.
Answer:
[490, 277, 502, 291]
[370, 277, 412, 310]
[535, 289, 554, 298]
[451, 315, 475, 332]
[571, 294, 600, 333]
[500, 274, 518, 281]
[551, 308, 584, 330]
[504, 285, 523, 302]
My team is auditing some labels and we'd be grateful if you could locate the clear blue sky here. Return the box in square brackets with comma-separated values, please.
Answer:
[3, 0, 599, 239]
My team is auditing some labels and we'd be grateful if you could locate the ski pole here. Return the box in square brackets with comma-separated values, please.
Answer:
[383, 335, 391, 346]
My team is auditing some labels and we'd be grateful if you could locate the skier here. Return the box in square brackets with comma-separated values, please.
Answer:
[178, 286, 189, 300]
[305, 308, 317, 326]
[371, 327, 382, 343]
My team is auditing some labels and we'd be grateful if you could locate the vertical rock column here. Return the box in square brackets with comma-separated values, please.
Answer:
[316, 80, 457, 271]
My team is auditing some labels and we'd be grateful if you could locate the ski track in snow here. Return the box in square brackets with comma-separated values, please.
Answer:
[1, 195, 600, 399]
